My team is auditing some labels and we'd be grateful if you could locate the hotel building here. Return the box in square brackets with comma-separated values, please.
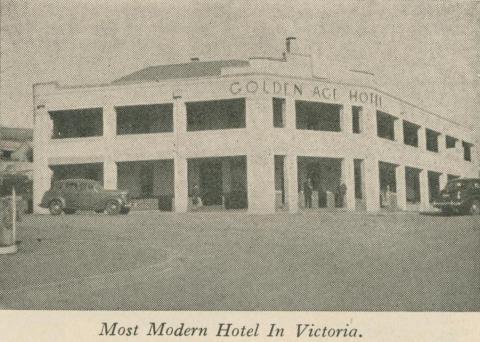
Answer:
[33, 40, 478, 214]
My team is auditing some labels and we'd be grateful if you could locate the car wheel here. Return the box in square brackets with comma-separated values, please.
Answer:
[469, 200, 480, 215]
[95, 209, 104, 214]
[49, 200, 63, 215]
[120, 207, 130, 215]
[63, 209, 76, 215]
[105, 200, 121, 215]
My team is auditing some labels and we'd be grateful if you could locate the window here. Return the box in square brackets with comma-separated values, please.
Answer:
[426, 129, 440, 152]
[403, 121, 419, 147]
[49, 108, 103, 139]
[116, 103, 173, 135]
[446, 135, 457, 149]
[186, 98, 246, 131]
[376, 111, 396, 141]
[273, 98, 285, 128]
[0, 150, 13, 160]
[462, 141, 472, 161]
[296, 101, 342, 132]
[352, 106, 362, 134]
[65, 182, 78, 191]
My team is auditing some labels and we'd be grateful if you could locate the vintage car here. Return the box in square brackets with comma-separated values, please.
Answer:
[40, 178, 132, 215]
[433, 178, 480, 215]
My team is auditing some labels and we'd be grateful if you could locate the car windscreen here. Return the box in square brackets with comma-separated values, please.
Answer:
[445, 181, 466, 192]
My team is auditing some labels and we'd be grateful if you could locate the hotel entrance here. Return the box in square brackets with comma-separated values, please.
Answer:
[187, 156, 248, 210]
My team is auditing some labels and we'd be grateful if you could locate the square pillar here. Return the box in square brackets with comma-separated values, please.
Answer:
[285, 98, 296, 130]
[394, 118, 403, 143]
[419, 169, 430, 211]
[102, 106, 117, 190]
[285, 154, 298, 213]
[439, 173, 448, 191]
[364, 158, 380, 212]
[418, 127, 426, 150]
[174, 100, 188, 212]
[33, 107, 53, 214]
[342, 106, 353, 134]
[364, 107, 378, 139]
[395, 165, 407, 210]
[342, 158, 356, 210]
[174, 157, 188, 212]
[247, 153, 275, 214]
[103, 160, 117, 190]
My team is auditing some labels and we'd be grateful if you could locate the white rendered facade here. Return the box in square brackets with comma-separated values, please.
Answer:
[33, 51, 478, 214]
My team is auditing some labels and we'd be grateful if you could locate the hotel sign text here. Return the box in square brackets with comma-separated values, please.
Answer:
[229, 79, 382, 108]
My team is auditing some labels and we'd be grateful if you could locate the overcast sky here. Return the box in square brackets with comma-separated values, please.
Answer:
[1, 0, 479, 139]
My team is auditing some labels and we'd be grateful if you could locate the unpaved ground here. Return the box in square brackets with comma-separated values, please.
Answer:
[0, 211, 478, 310]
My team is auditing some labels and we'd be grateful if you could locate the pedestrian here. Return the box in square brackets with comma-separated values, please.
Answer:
[336, 183, 347, 207]
[192, 184, 202, 209]
[303, 178, 313, 209]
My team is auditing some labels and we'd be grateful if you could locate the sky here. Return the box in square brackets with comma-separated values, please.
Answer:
[0, 0, 479, 140]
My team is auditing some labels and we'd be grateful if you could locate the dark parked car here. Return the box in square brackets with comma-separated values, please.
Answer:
[433, 178, 480, 215]
[40, 179, 132, 215]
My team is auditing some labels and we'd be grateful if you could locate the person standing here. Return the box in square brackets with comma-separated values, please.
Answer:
[303, 178, 313, 209]
[191, 184, 202, 209]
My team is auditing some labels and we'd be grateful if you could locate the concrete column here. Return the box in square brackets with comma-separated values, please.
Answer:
[394, 118, 403, 143]
[395, 165, 407, 210]
[174, 100, 188, 212]
[418, 127, 426, 150]
[437, 134, 445, 154]
[103, 160, 117, 190]
[103, 106, 117, 190]
[342, 158, 356, 210]
[33, 110, 53, 214]
[364, 157, 380, 212]
[247, 153, 275, 214]
[33, 84, 55, 213]
[439, 173, 448, 191]
[364, 106, 378, 139]
[285, 154, 298, 213]
[174, 156, 188, 212]
[342, 105, 353, 134]
[419, 169, 430, 211]
[285, 97, 296, 129]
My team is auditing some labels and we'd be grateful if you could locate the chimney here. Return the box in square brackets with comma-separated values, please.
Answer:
[285, 37, 296, 53]
[190, 57, 200, 62]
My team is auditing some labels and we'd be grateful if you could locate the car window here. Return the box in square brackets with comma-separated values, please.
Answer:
[53, 183, 63, 190]
[78, 183, 89, 192]
[64, 182, 78, 191]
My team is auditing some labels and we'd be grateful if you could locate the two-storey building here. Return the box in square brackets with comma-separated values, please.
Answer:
[33, 41, 478, 214]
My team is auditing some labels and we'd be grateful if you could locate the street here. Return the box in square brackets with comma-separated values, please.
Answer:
[0, 211, 479, 311]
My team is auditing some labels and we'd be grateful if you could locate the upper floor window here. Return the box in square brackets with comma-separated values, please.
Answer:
[426, 129, 440, 152]
[376, 111, 396, 141]
[116, 103, 173, 135]
[352, 106, 362, 134]
[446, 135, 458, 149]
[462, 141, 472, 161]
[296, 101, 342, 132]
[403, 120, 419, 147]
[273, 98, 286, 128]
[186, 98, 246, 131]
[49, 108, 103, 139]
